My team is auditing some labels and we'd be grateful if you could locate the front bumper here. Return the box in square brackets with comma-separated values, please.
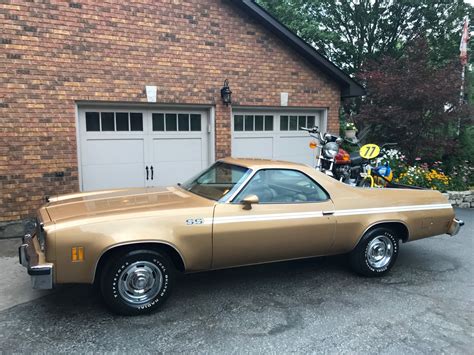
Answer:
[447, 218, 464, 236]
[19, 234, 54, 289]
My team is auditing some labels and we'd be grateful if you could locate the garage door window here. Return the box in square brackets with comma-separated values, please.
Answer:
[234, 115, 273, 131]
[85, 112, 100, 131]
[280, 115, 316, 131]
[153, 113, 201, 132]
[85, 112, 143, 132]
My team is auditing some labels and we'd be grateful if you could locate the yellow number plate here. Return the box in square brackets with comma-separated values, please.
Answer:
[360, 144, 381, 159]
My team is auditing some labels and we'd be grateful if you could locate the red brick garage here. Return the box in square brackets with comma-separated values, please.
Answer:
[0, 0, 364, 227]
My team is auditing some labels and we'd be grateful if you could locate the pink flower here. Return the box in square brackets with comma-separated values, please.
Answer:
[415, 157, 421, 161]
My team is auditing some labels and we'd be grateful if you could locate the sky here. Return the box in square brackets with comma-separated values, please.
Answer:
[465, 0, 474, 6]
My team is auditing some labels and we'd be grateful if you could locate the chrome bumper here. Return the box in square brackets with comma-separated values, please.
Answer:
[18, 234, 54, 289]
[447, 218, 464, 236]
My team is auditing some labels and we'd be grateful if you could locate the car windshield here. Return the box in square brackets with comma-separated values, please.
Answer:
[181, 162, 252, 201]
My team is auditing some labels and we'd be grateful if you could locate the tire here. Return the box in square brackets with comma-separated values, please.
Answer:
[349, 227, 399, 277]
[100, 249, 174, 316]
[358, 177, 372, 188]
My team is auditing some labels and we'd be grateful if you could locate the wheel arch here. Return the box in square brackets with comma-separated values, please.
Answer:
[93, 241, 186, 284]
[356, 220, 410, 247]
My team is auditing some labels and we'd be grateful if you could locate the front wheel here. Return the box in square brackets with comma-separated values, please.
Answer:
[349, 227, 399, 277]
[357, 176, 373, 188]
[100, 249, 175, 315]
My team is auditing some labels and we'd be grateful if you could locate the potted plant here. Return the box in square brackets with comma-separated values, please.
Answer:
[344, 122, 358, 139]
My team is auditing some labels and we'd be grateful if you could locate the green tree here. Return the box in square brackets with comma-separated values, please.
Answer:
[355, 37, 471, 163]
[257, 0, 473, 74]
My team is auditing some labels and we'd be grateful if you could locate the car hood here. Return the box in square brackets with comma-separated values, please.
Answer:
[45, 186, 213, 223]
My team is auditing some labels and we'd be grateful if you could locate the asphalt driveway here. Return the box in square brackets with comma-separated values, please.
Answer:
[0, 208, 472, 353]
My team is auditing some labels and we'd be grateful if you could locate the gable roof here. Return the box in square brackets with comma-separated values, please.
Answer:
[231, 0, 366, 98]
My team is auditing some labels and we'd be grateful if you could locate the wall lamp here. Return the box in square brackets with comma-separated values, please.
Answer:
[220, 79, 232, 106]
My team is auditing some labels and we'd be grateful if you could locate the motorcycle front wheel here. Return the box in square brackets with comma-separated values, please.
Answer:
[358, 177, 373, 188]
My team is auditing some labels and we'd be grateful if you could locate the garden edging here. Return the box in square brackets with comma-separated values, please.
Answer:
[442, 190, 474, 208]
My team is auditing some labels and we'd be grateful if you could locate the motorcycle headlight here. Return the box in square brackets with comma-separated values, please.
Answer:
[323, 142, 339, 158]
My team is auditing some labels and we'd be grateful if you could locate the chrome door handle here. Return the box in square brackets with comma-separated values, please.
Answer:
[322, 211, 335, 216]
[145, 166, 149, 180]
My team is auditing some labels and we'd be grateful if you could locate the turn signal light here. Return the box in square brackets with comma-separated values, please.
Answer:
[71, 247, 85, 262]
[309, 141, 317, 149]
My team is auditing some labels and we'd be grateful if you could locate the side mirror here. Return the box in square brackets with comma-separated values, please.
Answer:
[241, 194, 259, 210]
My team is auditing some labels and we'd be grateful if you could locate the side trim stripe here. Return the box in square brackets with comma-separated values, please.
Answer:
[208, 203, 452, 225]
[333, 203, 452, 217]
[211, 211, 323, 225]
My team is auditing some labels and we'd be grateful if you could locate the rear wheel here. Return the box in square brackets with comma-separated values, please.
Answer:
[100, 249, 174, 315]
[349, 227, 399, 277]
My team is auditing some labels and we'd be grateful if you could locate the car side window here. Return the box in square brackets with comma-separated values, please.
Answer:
[233, 169, 329, 204]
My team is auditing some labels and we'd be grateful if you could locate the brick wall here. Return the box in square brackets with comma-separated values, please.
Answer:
[0, 0, 341, 221]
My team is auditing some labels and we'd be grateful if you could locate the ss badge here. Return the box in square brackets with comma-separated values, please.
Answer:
[186, 218, 203, 225]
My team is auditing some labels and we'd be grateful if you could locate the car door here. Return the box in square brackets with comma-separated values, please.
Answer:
[212, 169, 336, 269]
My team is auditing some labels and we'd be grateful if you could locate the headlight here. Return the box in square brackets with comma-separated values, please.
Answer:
[323, 142, 339, 158]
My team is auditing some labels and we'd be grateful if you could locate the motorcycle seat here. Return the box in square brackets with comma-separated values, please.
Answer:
[350, 152, 364, 165]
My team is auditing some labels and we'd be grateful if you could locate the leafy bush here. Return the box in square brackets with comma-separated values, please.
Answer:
[396, 165, 450, 191]
[446, 162, 472, 191]
[355, 38, 467, 164]
[443, 125, 474, 188]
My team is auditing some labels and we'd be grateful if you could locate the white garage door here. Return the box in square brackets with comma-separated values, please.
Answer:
[78, 108, 210, 191]
[232, 110, 325, 166]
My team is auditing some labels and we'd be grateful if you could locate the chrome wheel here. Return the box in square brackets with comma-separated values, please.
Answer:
[117, 261, 163, 305]
[366, 235, 393, 269]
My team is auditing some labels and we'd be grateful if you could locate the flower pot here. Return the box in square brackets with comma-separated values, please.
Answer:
[345, 129, 356, 139]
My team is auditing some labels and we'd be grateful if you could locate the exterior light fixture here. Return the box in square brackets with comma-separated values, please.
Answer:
[220, 79, 232, 106]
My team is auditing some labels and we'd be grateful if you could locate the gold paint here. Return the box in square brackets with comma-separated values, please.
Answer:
[31, 158, 455, 285]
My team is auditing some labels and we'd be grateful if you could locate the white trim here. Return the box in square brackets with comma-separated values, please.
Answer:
[210, 211, 324, 225]
[333, 204, 452, 217]
[322, 108, 328, 134]
[77, 102, 214, 110]
[206, 203, 452, 225]
[209, 106, 216, 164]
[74, 104, 83, 191]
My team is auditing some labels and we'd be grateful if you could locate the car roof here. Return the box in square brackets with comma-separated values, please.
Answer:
[219, 157, 308, 170]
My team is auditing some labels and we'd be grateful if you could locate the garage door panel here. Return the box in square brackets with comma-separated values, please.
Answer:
[79, 108, 209, 191]
[274, 136, 316, 166]
[151, 138, 204, 185]
[83, 139, 145, 165]
[232, 111, 323, 166]
[232, 137, 274, 159]
[152, 138, 202, 162]
[82, 163, 145, 191]
[153, 161, 203, 185]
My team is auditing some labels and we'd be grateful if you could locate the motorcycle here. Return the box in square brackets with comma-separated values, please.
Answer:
[301, 126, 353, 182]
[302, 126, 397, 187]
[357, 143, 397, 188]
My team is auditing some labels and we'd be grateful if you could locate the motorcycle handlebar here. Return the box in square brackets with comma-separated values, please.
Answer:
[300, 126, 319, 133]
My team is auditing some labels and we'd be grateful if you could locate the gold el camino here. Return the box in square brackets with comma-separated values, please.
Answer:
[19, 158, 464, 315]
